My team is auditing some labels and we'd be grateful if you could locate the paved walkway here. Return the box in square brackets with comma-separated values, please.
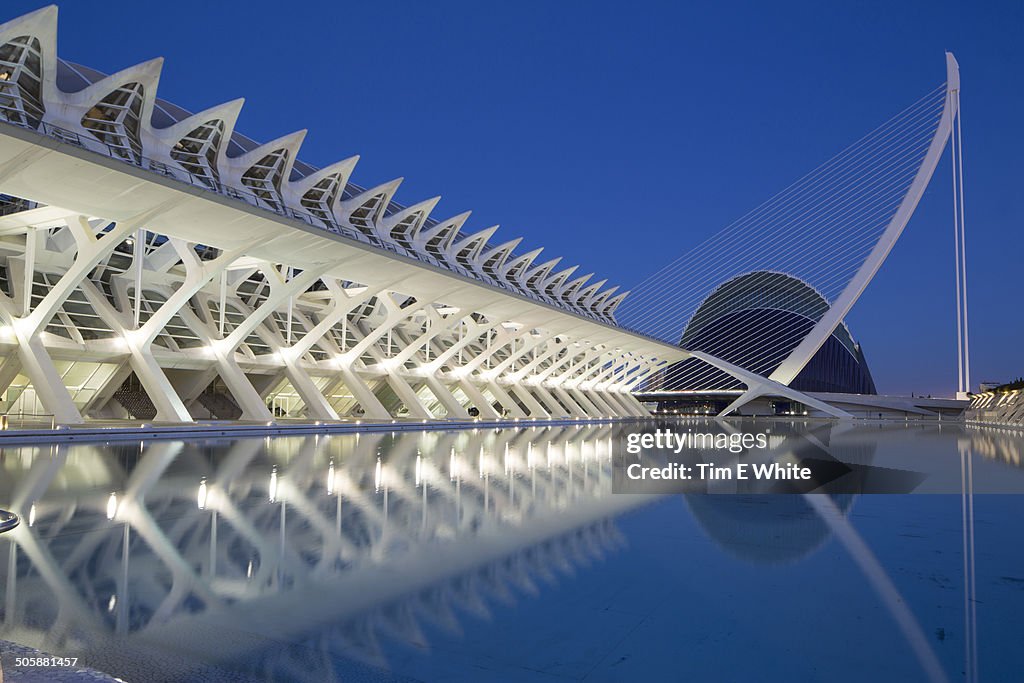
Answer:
[0, 414, 641, 446]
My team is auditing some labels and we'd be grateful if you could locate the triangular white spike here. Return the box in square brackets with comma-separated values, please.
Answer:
[502, 247, 544, 280]
[603, 291, 630, 317]
[481, 237, 522, 261]
[225, 128, 306, 170]
[588, 285, 619, 309]
[449, 225, 499, 265]
[144, 98, 244, 181]
[285, 155, 360, 216]
[541, 264, 579, 294]
[58, 56, 163, 108]
[0, 5, 56, 35]
[416, 210, 470, 248]
[451, 224, 498, 251]
[221, 129, 307, 208]
[342, 178, 403, 206]
[478, 237, 522, 276]
[44, 57, 163, 162]
[288, 154, 359, 197]
[149, 97, 244, 137]
[380, 195, 440, 235]
[562, 272, 594, 298]
[577, 278, 607, 305]
[524, 256, 561, 281]
[339, 178, 403, 239]
[0, 5, 58, 104]
[522, 257, 563, 299]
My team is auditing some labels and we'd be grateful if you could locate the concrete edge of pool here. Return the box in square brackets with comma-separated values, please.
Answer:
[0, 415, 666, 446]
[0, 414, 1016, 448]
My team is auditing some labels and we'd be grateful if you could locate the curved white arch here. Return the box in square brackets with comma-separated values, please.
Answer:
[768, 53, 960, 386]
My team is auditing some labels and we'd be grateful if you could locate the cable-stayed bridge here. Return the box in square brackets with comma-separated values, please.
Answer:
[622, 54, 970, 418]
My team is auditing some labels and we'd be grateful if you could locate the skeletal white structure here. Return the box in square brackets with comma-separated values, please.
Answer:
[621, 54, 967, 416]
[0, 6, 673, 425]
[0, 426, 638, 680]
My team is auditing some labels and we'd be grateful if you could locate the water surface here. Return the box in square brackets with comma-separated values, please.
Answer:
[0, 420, 1021, 681]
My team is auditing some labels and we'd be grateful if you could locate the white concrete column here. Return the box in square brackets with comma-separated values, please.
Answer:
[338, 366, 390, 419]
[582, 389, 622, 416]
[384, 373, 432, 419]
[125, 340, 191, 422]
[619, 392, 652, 416]
[124, 242, 257, 422]
[609, 391, 647, 417]
[208, 266, 330, 420]
[566, 387, 603, 416]
[457, 378, 500, 419]
[276, 282, 387, 420]
[510, 338, 573, 383]
[282, 362, 338, 420]
[484, 380, 527, 418]
[531, 383, 569, 417]
[422, 375, 470, 419]
[550, 385, 587, 417]
[507, 382, 550, 418]
[215, 353, 273, 421]
[6, 216, 138, 424]
[0, 353, 23, 400]
[13, 332, 81, 424]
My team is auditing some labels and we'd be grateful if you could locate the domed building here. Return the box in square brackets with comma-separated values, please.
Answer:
[656, 271, 876, 413]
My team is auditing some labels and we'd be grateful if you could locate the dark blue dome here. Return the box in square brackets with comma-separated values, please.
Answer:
[665, 271, 876, 395]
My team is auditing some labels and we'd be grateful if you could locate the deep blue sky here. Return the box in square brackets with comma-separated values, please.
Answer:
[8, 0, 1022, 395]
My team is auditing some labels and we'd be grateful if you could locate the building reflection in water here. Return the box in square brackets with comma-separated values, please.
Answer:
[0, 425, 644, 680]
[683, 422, 868, 564]
[680, 419, 1014, 683]
[0, 420, 1016, 681]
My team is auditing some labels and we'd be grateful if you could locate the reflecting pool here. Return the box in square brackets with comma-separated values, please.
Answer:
[1, 420, 1022, 681]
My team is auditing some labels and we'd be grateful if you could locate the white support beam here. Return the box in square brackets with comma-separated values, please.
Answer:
[690, 350, 852, 419]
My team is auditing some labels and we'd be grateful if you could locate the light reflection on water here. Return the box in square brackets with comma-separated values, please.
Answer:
[0, 420, 1022, 682]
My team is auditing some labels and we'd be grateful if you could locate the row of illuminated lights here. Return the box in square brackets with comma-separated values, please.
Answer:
[261, 416, 641, 430]
[0, 440, 624, 525]
[0, 323, 634, 390]
[0, 233, 627, 365]
[256, 439, 616, 505]
[968, 436, 1022, 465]
[203, 334, 625, 385]
[0, 254, 639, 380]
[33, 440, 617, 525]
